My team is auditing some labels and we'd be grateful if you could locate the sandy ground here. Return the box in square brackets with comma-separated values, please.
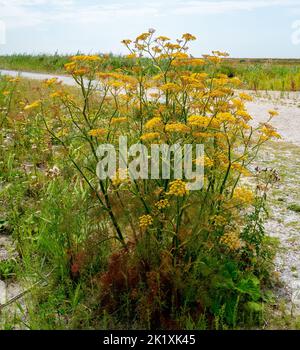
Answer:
[246, 91, 300, 146]
[245, 92, 300, 317]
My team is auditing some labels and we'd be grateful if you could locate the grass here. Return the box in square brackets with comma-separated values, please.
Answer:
[287, 204, 300, 213]
[0, 54, 69, 74]
[0, 54, 300, 91]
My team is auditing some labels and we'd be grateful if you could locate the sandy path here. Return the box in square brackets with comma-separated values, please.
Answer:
[246, 92, 300, 146]
[246, 93, 300, 318]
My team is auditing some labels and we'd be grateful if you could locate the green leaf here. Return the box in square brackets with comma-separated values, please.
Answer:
[235, 276, 261, 301]
[246, 301, 263, 313]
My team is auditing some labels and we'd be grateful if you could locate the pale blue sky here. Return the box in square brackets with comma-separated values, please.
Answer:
[0, 0, 300, 58]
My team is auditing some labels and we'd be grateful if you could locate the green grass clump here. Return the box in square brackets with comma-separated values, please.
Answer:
[287, 204, 300, 213]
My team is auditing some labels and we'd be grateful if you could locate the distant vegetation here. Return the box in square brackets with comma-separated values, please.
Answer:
[0, 54, 300, 91]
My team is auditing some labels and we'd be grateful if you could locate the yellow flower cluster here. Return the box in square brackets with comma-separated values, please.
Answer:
[192, 132, 213, 139]
[156, 35, 170, 42]
[112, 169, 130, 187]
[233, 187, 254, 205]
[6, 77, 20, 83]
[136, 32, 151, 41]
[70, 55, 101, 62]
[212, 215, 227, 227]
[260, 125, 281, 140]
[165, 123, 190, 134]
[231, 163, 251, 177]
[182, 33, 197, 41]
[140, 132, 160, 141]
[203, 55, 221, 64]
[44, 78, 59, 86]
[268, 110, 279, 117]
[24, 100, 41, 111]
[239, 92, 253, 101]
[50, 91, 64, 99]
[111, 117, 127, 125]
[160, 83, 181, 93]
[205, 156, 214, 168]
[121, 39, 132, 45]
[236, 110, 252, 122]
[220, 232, 242, 251]
[217, 112, 236, 124]
[145, 117, 163, 130]
[155, 199, 170, 210]
[188, 115, 220, 129]
[194, 156, 214, 168]
[126, 53, 137, 59]
[74, 68, 89, 76]
[88, 128, 107, 137]
[139, 215, 153, 229]
[167, 180, 188, 197]
[183, 59, 205, 67]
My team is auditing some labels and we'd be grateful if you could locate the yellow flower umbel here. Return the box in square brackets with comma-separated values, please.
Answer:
[140, 132, 160, 142]
[220, 232, 242, 251]
[211, 215, 227, 227]
[71, 55, 101, 62]
[112, 169, 130, 187]
[182, 33, 197, 41]
[160, 83, 181, 93]
[24, 100, 41, 111]
[217, 112, 236, 124]
[167, 180, 189, 197]
[155, 199, 170, 210]
[193, 156, 214, 168]
[268, 110, 279, 117]
[145, 117, 163, 131]
[188, 115, 220, 129]
[165, 123, 190, 134]
[44, 78, 59, 87]
[139, 215, 153, 230]
[111, 117, 127, 125]
[239, 92, 253, 101]
[233, 187, 254, 205]
[259, 125, 281, 140]
[88, 128, 107, 138]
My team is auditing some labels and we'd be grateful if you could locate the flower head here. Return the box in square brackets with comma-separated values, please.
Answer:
[145, 117, 163, 131]
[139, 215, 153, 230]
[167, 180, 189, 197]
[140, 132, 160, 142]
[182, 33, 196, 41]
[88, 128, 107, 138]
[165, 123, 190, 134]
[268, 110, 279, 117]
[220, 232, 242, 251]
[233, 187, 254, 205]
[24, 100, 41, 111]
[155, 199, 170, 210]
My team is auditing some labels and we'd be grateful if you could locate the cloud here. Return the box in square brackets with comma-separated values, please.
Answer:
[0, 0, 299, 30]
[0, 0, 162, 28]
[172, 0, 300, 15]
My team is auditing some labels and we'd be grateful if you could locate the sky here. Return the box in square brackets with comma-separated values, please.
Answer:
[0, 0, 300, 58]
